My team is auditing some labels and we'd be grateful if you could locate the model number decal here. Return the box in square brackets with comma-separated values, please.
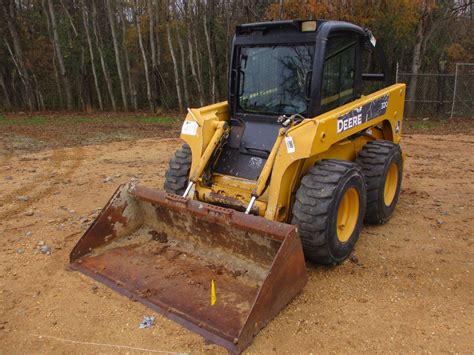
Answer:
[337, 95, 389, 134]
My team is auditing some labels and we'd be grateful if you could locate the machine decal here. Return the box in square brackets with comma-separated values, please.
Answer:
[285, 136, 295, 153]
[337, 95, 389, 134]
[181, 120, 198, 136]
[395, 120, 401, 133]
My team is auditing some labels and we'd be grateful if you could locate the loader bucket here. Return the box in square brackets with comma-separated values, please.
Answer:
[69, 183, 307, 353]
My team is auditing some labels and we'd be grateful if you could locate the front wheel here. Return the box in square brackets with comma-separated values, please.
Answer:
[291, 160, 367, 265]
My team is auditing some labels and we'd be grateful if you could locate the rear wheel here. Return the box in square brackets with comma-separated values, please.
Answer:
[356, 140, 403, 225]
[291, 160, 366, 265]
[164, 144, 192, 195]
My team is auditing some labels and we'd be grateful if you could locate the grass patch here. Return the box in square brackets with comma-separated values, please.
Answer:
[0, 114, 177, 126]
[131, 116, 175, 124]
[405, 119, 438, 130]
[0, 115, 46, 126]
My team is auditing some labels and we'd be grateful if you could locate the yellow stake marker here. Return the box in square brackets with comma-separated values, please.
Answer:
[211, 279, 216, 306]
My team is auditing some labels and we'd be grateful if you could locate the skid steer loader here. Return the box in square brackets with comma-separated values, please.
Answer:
[70, 20, 405, 353]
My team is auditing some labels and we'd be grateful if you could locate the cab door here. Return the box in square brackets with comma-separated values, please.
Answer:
[319, 34, 361, 114]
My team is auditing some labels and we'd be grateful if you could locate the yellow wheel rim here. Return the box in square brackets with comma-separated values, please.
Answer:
[336, 187, 360, 243]
[383, 162, 398, 206]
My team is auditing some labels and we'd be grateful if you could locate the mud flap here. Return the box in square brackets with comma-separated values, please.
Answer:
[69, 183, 307, 353]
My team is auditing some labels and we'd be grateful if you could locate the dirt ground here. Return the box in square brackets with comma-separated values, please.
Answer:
[0, 113, 473, 353]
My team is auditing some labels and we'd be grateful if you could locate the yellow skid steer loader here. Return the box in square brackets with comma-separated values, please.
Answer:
[70, 20, 405, 353]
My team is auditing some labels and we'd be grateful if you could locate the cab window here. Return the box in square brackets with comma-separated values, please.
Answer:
[320, 36, 357, 113]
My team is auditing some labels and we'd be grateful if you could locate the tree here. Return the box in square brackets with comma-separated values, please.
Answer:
[82, 1, 103, 110]
[135, 0, 155, 112]
[92, 0, 116, 111]
[47, 0, 73, 109]
[167, 21, 183, 112]
[106, 0, 128, 110]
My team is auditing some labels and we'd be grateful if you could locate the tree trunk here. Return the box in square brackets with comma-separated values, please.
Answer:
[176, 26, 189, 107]
[3, 2, 34, 110]
[59, 0, 78, 37]
[4, 39, 28, 108]
[166, 23, 183, 112]
[279, 0, 284, 19]
[47, 0, 73, 109]
[106, 0, 128, 110]
[155, 1, 162, 66]
[92, 0, 116, 111]
[147, 0, 160, 108]
[118, 10, 137, 111]
[186, 7, 204, 106]
[203, 13, 217, 102]
[42, 0, 63, 109]
[135, 0, 155, 112]
[82, 2, 103, 110]
[0, 72, 12, 110]
[406, 18, 424, 117]
[192, 23, 204, 103]
[32, 73, 45, 111]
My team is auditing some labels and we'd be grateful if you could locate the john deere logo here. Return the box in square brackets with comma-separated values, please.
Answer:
[337, 95, 389, 134]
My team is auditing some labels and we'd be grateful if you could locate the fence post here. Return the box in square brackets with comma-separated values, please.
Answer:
[437, 60, 446, 117]
[395, 62, 399, 83]
[450, 63, 459, 119]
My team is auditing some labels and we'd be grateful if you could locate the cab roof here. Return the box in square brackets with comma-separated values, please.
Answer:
[236, 20, 367, 40]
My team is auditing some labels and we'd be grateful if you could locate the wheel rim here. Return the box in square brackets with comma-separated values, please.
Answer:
[383, 162, 398, 206]
[336, 187, 360, 243]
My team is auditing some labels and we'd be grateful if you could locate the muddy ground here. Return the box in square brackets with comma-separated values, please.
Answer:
[0, 113, 473, 353]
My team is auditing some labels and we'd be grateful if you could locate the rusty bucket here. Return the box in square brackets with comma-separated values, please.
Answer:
[70, 183, 307, 353]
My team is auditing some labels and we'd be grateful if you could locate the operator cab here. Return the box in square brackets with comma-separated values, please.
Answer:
[214, 20, 391, 180]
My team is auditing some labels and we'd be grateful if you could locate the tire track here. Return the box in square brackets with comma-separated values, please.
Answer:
[0, 150, 63, 204]
[0, 147, 85, 220]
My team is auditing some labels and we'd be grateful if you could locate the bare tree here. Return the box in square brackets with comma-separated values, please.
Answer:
[0, 72, 12, 110]
[135, 0, 155, 112]
[118, 9, 137, 111]
[167, 22, 183, 112]
[106, 0, 128, 110]
[42, 0, 63, 108]
[203, 10, 217, 102]
[406, 2, 460, 116]
[185, 2, 204, 106]
[47, 0, 73, 109]
[2, 1, 34, 110]
[82, 1, 103, 110]
[147, 0, 160, 108]
[176, 26, 189, 107]
[92, 0, 116, 111]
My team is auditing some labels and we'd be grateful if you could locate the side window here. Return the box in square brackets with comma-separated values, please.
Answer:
[361, 45, 385, 95]
[320, 36, 357, 113]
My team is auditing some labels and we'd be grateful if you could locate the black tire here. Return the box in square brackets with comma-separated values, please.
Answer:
[356, 140, 403, 225]
[164, 144, 192, 195]
[291, 160, 367, 265]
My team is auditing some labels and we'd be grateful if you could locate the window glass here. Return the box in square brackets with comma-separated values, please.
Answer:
[321, 37, 357, 113]
[238, 45, 314, 115]
[361, 47, 385, 95]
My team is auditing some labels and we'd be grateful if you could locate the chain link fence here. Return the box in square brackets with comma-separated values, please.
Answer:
[396, 63, 474, 118]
